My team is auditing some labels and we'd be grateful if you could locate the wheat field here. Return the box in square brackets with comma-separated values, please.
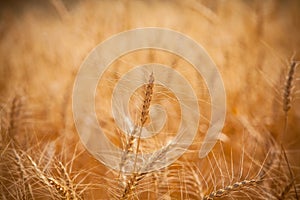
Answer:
[0, 0, 300, 199]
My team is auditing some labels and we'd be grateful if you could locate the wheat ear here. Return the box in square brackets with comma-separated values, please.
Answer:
[25, 153, 71, 199]
[119, 73, 154, 199]
[281, 60, 297, 141]
[280, 60, 299, 199]
[8, 95, 22, 139]
[119, 72, 154, 174]
[283, 61, 297, 113]
[133, 72, 154, 170]
[12, 148, 34, 199]
[57, 160, 78, 200]
[203, 179, 261, 200]
[120, 172, 146, 199]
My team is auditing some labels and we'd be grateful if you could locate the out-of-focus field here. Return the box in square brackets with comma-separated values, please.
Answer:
[0, 0, 300, 199]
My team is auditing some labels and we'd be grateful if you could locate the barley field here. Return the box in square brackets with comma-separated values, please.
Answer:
[0, 0, 300, 199]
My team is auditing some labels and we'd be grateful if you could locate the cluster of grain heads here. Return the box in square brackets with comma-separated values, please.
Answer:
[0, 96, 85, 199]
[0, 66, 299, 199]
[0, 1, 300, 199]
[0, 58, 299, 200]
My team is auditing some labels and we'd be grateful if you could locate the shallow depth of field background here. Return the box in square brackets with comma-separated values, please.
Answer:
[0, 0, 300, 199]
